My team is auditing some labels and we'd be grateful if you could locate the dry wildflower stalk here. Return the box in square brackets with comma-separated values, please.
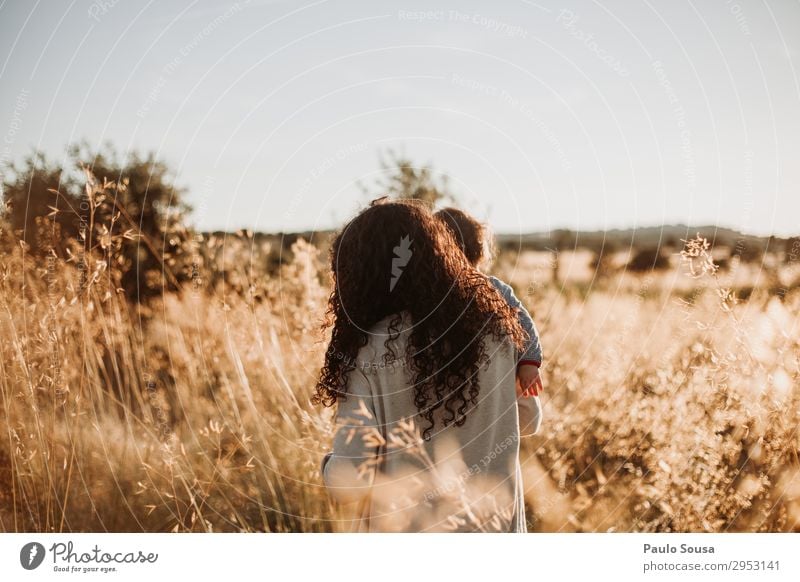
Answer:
[680, 235, 719, 278]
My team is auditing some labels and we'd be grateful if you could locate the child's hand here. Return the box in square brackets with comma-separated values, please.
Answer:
[517, 364, 542, 397]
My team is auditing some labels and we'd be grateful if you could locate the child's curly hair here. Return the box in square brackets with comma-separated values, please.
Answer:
[314, 199, 524, 439]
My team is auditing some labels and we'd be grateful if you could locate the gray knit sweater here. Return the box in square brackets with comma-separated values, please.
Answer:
[321, 313, 542, 532]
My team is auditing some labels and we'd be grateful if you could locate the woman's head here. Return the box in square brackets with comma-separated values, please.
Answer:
[315, 198, 524, 438]
[434, 207, 489, 267]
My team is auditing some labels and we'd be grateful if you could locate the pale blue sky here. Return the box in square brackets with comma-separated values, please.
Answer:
[1, 0, 799, 235]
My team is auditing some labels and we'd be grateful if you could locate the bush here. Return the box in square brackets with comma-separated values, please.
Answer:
[2, 145, 193, 302]
[627, 246, 670, 272]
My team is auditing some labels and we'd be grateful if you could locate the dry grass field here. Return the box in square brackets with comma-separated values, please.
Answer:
[1, 187, 799, 532]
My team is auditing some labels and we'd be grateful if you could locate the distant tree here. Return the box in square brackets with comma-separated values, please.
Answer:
[73, 144, 193, 300]
[1, 144, 193, 302]
[552, 229, 576, 251]
[361, 150, 454, 206]
[627, 246, 670, 272]
[1, 151, 80, 251]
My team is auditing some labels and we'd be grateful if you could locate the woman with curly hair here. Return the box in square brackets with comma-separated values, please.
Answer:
[316, 199, 542, 532]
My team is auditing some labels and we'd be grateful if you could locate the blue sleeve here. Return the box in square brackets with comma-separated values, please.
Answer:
[489, 276, 543, 364]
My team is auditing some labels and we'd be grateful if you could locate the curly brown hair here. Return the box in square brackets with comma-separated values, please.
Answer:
[314, 199, 525, 439]
[434, 207, 489, 267]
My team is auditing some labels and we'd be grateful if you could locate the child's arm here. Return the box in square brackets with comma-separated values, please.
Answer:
[489, 276, 543, 366]
[489, 277, 544, 397]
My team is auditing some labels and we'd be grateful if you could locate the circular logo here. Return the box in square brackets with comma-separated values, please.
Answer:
[20, 542, 46, 570]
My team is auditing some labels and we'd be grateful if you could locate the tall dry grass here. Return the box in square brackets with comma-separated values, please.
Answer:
[0, 185, 798, 532]
[0, 220, 336, 531]
[501, 243, 800, 532]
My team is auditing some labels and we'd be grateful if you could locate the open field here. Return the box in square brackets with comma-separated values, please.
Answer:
[1, 222, 799, 532]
